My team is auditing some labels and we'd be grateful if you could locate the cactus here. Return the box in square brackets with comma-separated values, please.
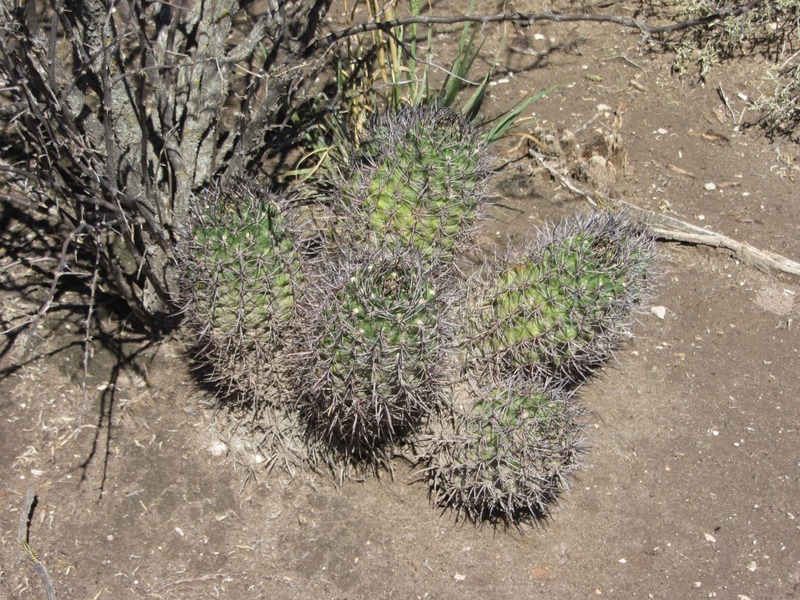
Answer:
[337, 105, 491, 262]
[423, 377, 584, 522]
[297, 249, 451, 460]
[180, 183, 303, 411]
[464, 211, 658, 386]
[176, 105, 661, 523]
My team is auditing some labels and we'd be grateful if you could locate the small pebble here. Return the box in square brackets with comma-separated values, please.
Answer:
[650, 306, 667, 320]
[704, 182, 717, 191]
[209, 440, 228, 457]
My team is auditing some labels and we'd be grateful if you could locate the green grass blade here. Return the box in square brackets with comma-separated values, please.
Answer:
[483, 85, 556, 143]
[461, 74, 490, 122]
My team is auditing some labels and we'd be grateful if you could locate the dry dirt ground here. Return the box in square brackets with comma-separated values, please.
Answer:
[2, 3, 800, 599]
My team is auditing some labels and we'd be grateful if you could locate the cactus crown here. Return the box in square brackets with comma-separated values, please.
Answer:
[469, 385, 570, 462]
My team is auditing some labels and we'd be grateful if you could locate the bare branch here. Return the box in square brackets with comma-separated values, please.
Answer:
[529, 149, 800, 278]
[308, 0, 768, 55]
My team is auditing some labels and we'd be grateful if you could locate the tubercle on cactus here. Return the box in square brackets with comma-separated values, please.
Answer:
[463, 210, 658, 387]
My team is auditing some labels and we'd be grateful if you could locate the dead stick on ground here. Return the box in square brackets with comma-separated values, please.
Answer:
[528, 149, 800, 277]
[17, 487, 57, 600]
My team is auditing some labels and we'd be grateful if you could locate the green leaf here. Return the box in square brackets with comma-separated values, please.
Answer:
[483, 85, 557, 144]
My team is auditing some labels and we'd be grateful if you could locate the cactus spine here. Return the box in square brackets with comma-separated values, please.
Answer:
[464, 211, 657, 386]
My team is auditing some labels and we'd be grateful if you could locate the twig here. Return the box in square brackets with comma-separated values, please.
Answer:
[78, 240, 101, 430]
[528, 149, 598, 207]
[308, 1, 767, 54]
[11, 222, 89, 342]
[601, 54, 642, 69]
[717, 83, 738, 122]
[17, 487, 57, 600]
[152, 572, 229, 592]
[529, 150, 800, 277]
[616, 200, 800, 276]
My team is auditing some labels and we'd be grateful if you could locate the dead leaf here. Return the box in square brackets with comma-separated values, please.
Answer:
[531, 566, 551, 579]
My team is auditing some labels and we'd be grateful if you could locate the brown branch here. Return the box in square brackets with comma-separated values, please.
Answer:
[617, 201, 800, 277]
[528, 149, 800, 278]
[3, 222, 89, 340]
[307, 0, 767, 54]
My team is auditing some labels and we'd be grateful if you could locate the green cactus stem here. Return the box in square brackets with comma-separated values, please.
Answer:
[180, 183, 303, 409]
[423, 377, 584, 522]
[465, 211, 658, 386]
[338, 105, 491, 262]
[297, 249, 451, 460]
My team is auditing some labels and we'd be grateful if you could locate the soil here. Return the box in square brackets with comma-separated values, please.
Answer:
[2, 2, 800, 599]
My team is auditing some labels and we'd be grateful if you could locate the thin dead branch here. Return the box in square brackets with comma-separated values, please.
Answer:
[619, 201, 800, 277]
[528, 149, 800, 278]
[309, 1, 767, 54]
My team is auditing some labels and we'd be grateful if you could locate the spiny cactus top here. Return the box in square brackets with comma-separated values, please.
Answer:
[465, 211, 658, 386]
[298, 249, 451, 459]
[339, 105, 492, 262]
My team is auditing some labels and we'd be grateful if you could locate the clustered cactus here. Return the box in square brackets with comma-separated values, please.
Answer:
[179, 104, 659, 523]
